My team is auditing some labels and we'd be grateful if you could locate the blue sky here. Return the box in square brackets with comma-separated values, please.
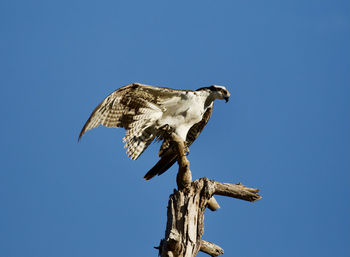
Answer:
[1, 0, 349, 257]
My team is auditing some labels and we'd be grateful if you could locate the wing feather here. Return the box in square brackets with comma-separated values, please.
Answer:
[79, 83, 188, 160]
[185, 103, 213, 146]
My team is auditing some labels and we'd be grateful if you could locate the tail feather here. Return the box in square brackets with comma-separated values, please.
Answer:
[144, 154, 177, 180]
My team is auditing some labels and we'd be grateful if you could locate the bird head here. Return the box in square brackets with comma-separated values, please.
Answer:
[196, 85, 230, 102]
[210, 85, 230, 102]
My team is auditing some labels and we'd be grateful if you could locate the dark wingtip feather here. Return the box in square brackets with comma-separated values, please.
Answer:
[144, 155, 177, 180]
[78, 121, 89, 142]
[143, 164, 159, 180]
[143, 172, 155, 181]
[78, 129, 84, 142]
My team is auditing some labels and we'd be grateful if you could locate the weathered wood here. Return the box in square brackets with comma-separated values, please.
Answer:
[157, 133, 261, 257]
[200, 240, 224, 257]
[160, 179, 214, 257]
[214, 181, 262, 202]
[207, 197, 220, 211]
[159, 178, 261, 257]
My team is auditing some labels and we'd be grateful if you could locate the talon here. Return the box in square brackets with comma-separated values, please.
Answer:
[159, 124, 175, 133]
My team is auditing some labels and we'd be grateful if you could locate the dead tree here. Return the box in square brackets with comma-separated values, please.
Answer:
[156, 133, 261, 257]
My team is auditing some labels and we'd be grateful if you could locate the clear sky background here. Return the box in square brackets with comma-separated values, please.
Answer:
[1, 1, 349, 257]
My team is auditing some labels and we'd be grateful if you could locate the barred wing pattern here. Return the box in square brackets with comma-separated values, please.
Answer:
[79, 83, 187, 160]
[143, 104, 213, 180]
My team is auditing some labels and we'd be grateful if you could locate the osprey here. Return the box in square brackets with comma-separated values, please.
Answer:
[79, 83, 230, 180]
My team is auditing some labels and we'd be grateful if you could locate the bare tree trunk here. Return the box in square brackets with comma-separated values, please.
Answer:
[155, 133, 261, 257]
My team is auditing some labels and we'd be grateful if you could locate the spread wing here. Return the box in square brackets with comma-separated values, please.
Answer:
[79, 83, 187, 160]
[144, 103, 214, 180]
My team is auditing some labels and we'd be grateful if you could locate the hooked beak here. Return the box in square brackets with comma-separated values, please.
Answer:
[224, 96, 229, 103]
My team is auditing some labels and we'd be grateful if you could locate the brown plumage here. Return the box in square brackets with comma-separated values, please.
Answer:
[79, 83, 229, 180]
[79, 83, 180, 160]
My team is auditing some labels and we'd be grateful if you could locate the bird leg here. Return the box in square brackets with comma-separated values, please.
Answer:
[159, 124, 175, 134]
[156, 124, 176, 141]
[157, 125, 192, 189]
[170, 132, 192, 190]
[157, 125, 190, 155]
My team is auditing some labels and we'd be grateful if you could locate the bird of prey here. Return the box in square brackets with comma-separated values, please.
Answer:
[79, 83, 230, 180]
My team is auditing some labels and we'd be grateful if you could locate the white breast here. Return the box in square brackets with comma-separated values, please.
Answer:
[157, 91, 209, 141]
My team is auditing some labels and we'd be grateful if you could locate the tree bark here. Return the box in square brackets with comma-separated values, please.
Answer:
[158, 178, 261, 257]
[156, 133, 261, 257]
[200, 240, 224, 257]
